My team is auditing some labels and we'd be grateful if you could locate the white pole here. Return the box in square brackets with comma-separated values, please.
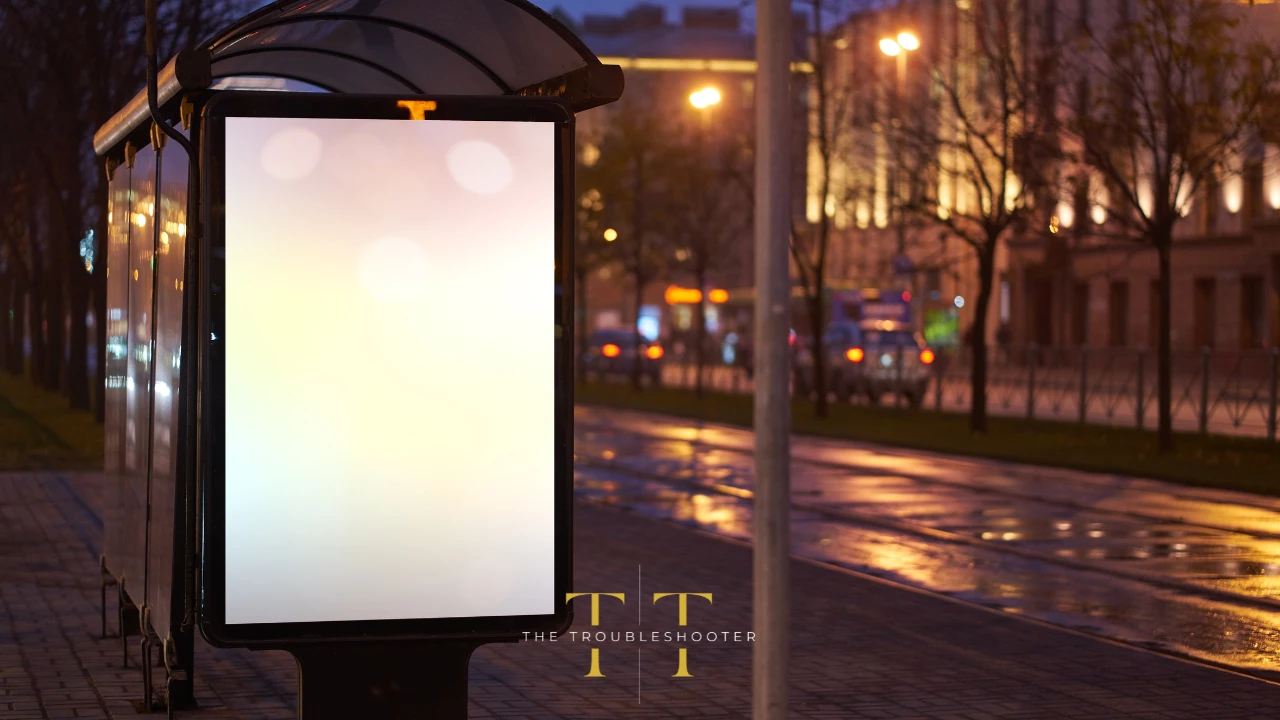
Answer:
[753, 0, 791, 718]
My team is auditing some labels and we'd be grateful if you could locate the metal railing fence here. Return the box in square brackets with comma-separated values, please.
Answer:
[652, 344, 1280, 441]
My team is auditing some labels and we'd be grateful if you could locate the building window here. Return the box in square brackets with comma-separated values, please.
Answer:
[925, 268, 942, 300]
[673, 304, 693, 331]
[1108, 280, 1129, 347]
[1202, 177, 1220, 234]
[1193, 277, 1217, 349]
[1071, 282, 1089, 346]
[1073, 176, 1090, 236]
[1149, 279, 1161, 348]
[596, 309, 622, 331]
[1241, 275, 1264, 349]
[1245, 162, 1264, 221]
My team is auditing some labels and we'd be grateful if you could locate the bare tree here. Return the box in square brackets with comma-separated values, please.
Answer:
[792, 0, 861, 419]
[668, 110, 753, 398]
[0, 0, 247, 416]
[1062, 0, 1280, 452]
[0, 168, 32, 376]
[584, 92, 680, 391]
[571, 178, 614, 382]
[892, 0, 1056, 433]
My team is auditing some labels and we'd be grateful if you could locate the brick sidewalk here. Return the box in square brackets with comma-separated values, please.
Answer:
[2, 471, 1280, 719]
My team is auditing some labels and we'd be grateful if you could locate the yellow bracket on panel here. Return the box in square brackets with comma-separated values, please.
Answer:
[180, 96, 195, 130]
[150, 122, 167, 152]
[397, 100, 438, 120]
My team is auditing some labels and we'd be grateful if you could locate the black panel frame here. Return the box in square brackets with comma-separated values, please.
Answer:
[198, 91, 574, 647]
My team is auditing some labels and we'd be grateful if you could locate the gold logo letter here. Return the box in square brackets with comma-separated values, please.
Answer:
[654, 592, 713, 677]
[652, 592, 712, 626]
[566, 592, 626, 677]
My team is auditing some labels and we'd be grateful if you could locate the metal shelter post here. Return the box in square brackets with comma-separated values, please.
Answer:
[753, 0, 792, 718]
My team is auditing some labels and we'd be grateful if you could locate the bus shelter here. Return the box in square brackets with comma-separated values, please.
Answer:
[93, 0, 621, 712]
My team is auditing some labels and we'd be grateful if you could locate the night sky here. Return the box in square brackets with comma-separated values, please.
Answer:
[532, 0, 753, 24]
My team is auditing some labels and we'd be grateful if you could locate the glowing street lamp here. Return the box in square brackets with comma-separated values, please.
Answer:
[689, 86, 722, 110]
[881, 32, 920, 59]
[603, 228, 618, 242]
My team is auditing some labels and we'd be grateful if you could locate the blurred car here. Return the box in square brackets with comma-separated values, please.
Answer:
[796, 320, 935, 406]
[581, 329, 664, 385]
[725, 330, 807, 382]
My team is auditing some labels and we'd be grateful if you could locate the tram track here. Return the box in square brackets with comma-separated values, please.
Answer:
[573, 410, 1280, 678]
[574, 454, 1280, 615]
[575, 417, 1280, 542]
[572, 464, 1280, 688]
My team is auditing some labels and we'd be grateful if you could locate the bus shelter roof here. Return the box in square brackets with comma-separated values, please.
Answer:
[95, 0, 622, 155]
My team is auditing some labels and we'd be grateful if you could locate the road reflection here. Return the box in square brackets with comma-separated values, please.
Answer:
[573, 410, 1280, 678]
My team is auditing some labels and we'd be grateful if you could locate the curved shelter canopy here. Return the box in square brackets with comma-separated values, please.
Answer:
[95, 0, 623, 155]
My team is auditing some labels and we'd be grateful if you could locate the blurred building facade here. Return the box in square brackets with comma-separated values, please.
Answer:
[821, 0, 1280, 352]
[1014, 0, 1280, 353]
[573, 3, 809, 347]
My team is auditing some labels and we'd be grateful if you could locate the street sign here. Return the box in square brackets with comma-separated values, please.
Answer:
[199, 93, 574, 646]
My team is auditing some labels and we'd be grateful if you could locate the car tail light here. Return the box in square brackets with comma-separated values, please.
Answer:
[846, 347, 865, 363]
[920, 349, 936, 365]
[602, 343, 621, 358]
[646, 346, 664, 360]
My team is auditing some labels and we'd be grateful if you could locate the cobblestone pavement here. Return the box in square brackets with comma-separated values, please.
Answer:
[3, 471, 1280, 719]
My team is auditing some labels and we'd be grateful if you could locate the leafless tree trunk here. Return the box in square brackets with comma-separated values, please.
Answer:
[890, 0, 1050, 433]
[790, 0, 851, 419]
[630, 155, 647, 392]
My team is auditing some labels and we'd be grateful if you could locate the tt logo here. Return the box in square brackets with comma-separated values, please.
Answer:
[565, 592, 714, 678]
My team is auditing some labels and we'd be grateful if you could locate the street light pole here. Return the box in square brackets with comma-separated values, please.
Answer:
[689, 85, 721, 398]
[880, 32, 918, 278]
[753, 0, 791, 718]
[894, 50, 906, 257]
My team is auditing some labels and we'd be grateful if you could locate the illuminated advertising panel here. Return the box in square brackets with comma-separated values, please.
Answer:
[200, 94, 572, 645]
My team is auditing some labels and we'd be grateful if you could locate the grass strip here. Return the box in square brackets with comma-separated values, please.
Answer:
[576, 382, 1280, 497]
[0, 372, 103, 471]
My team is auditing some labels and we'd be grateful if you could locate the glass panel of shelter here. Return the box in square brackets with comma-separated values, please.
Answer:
[211, 52, 415, 94]
[116, 146, 158, 606]
[102, 161, 133, 584]
[146, 134, 191, 641]
[211, 19, 504, 94]
[211, 0, 587, 91]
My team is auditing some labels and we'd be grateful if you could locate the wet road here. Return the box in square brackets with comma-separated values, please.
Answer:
[572, 406, 1280, 679]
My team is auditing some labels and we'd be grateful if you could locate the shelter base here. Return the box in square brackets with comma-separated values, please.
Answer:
[284, 641, 490, 720]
